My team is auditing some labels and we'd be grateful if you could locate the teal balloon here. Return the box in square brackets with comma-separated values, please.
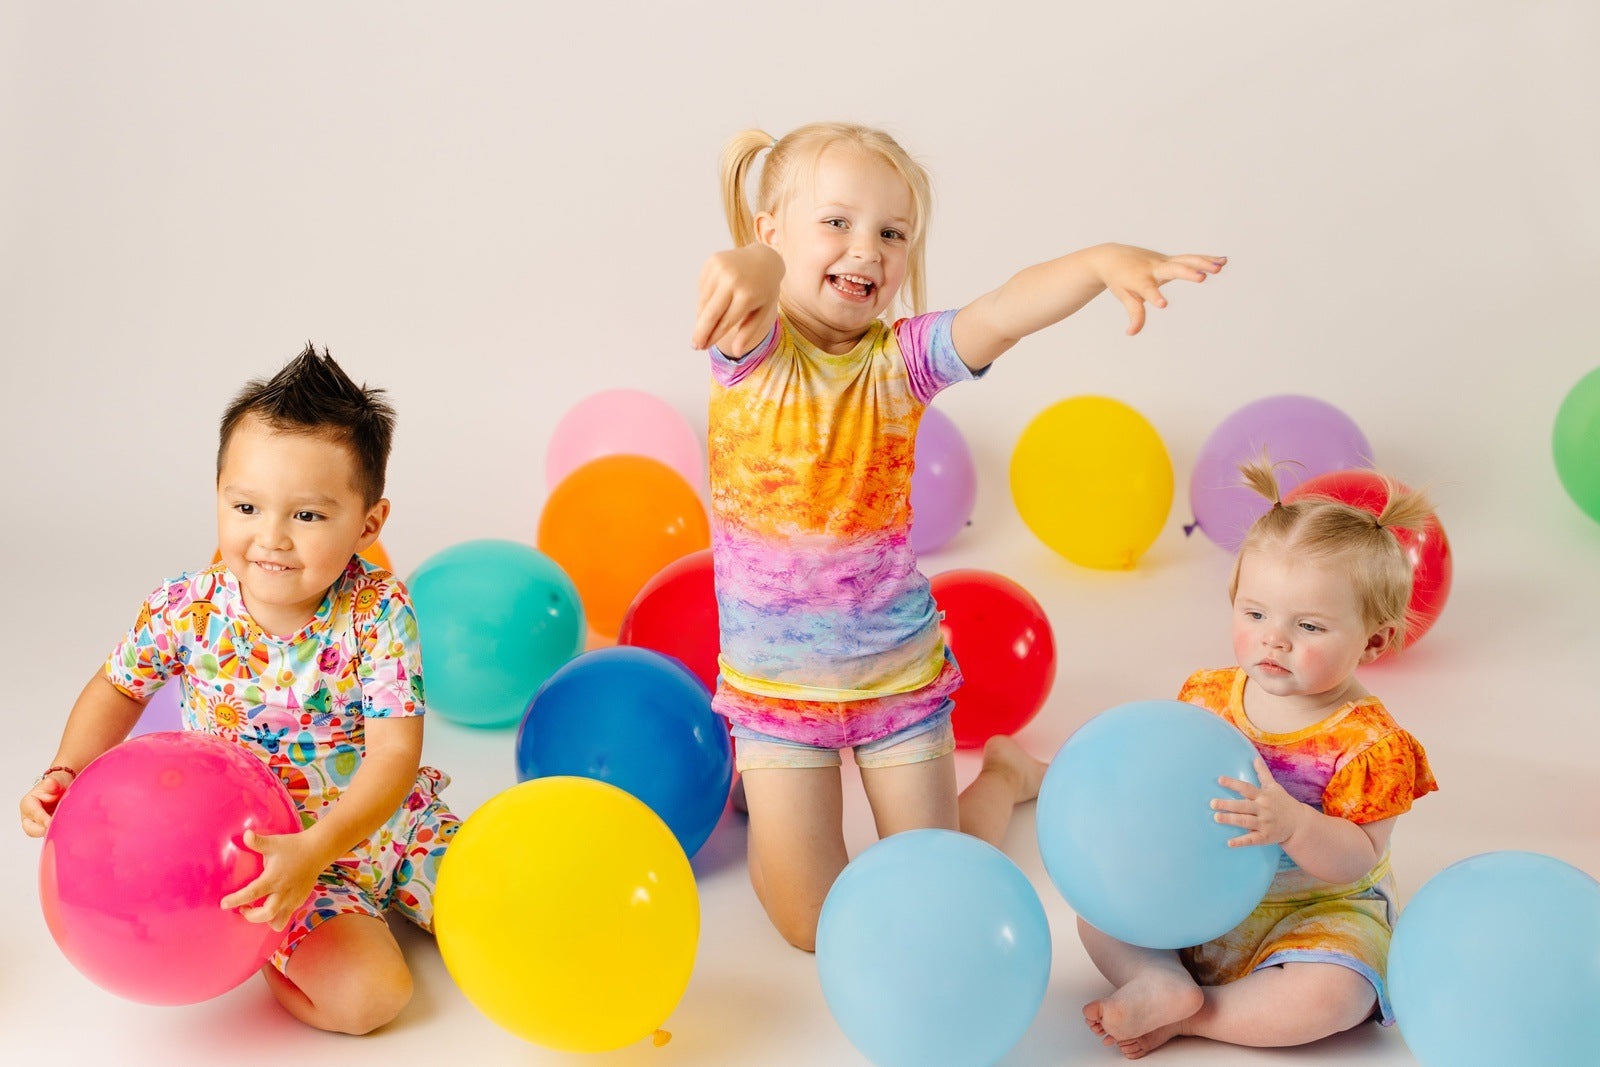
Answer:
[817, 830, 1051, 1067]
[1390, 851, 1600, 1066]
[1553, 366, 1600, 523]
[1036, 700, 1279, 949]
[409, 539, 584, 728]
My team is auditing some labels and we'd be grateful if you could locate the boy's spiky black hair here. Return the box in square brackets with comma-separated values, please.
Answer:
[217, 342, 395, 505]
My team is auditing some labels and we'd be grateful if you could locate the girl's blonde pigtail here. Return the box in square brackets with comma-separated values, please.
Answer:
[1375, 479, 1437, 533]
[719, 129, 774, 247]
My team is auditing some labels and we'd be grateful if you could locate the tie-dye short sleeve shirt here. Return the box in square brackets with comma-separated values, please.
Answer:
[104, 558, 425, 821]
[707, 310, 978, 743]
[1178, 666, 1437, 888]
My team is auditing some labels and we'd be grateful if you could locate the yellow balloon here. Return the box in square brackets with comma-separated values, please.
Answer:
[434, 777, 700, 1051]
[1010, 396, 1173, 570]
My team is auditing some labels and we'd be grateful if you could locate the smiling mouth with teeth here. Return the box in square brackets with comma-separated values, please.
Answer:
[829, 273, 876, 299]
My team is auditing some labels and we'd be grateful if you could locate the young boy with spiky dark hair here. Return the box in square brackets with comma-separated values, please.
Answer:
[21, 343, 458, 1034]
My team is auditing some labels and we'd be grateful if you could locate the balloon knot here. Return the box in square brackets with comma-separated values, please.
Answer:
[652, 1029, 672, 1047]
[1182, 520, 1198, 537]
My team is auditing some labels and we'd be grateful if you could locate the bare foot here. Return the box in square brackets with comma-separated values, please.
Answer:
[1081, 970, 1202, 1047]
[982, 735, 1047, 802]
[1116, 1021, 1184, 1060]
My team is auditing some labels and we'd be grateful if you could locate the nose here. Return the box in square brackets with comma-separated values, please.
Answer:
[255, 516, 292, 551]
[847, 230, 881, 262]
[1262, 624, 1290, 650]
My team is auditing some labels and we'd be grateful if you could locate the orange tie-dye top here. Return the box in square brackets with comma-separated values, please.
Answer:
[706, 310, 978, 744]
[1179, 667, 1437, 831]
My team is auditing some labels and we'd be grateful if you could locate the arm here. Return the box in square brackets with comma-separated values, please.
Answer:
[220, 714, 423, 930]
[950, 244, 1226, 371]
[1213, 757, 1396, 885]
[19, 672, 144, 837]
[691, 242, 785, 357]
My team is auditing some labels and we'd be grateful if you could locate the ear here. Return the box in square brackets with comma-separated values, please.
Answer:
[754, 210, 780, 250]
[356, 498, 390, 551]
[1359, 623, 1397, 664]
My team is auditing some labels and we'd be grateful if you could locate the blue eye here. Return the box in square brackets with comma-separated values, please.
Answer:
[1299, 622, 1322, 633]
[824, 218, 848, 229]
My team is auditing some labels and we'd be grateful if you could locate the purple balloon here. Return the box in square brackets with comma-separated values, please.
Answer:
[1187, 395, 1373, 552]
[911, 407, 978, 555]
[129, 682, 184, 738]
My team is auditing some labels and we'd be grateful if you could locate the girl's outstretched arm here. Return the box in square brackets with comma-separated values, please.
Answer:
[1214, 757, 1397, 885]
[692, 243, 785, 357]
[950, 244, 1225, 371]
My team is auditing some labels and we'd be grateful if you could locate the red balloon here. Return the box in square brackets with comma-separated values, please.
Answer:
[617, 549, 720, 694]
[1283, 469, 1452, 653]
[931, 569, 1057, 748]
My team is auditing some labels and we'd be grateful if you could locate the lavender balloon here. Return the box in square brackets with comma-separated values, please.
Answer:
[1187, 396, 1372, 553]
[911, 406, 978, 555]
[129, 681, 184, 738]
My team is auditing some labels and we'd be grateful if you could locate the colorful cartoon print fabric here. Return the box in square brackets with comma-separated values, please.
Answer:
[105, 558, 426, 820]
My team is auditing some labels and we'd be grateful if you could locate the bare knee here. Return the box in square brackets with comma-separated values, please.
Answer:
[333, 971, 413, 1035]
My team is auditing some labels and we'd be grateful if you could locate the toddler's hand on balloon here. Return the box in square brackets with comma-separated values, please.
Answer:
[221, 828, 321, 931]
[19, 775, 69, 838]
[1213, 757, 1307, 848]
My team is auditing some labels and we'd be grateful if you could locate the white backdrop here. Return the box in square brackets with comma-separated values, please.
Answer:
[4, 3, 1598, 1064]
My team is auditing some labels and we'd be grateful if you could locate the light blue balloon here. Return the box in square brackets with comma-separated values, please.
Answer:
[1036, 700, 1279, 949]
[409, 539, 585, 728]
[817, 830, 1051, 1067]
[514, 646, 732, 858]
[1390, 851, 1600, 1066]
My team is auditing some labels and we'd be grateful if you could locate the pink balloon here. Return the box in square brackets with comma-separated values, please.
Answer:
[128, 681, 183, 737]
[39, 732, 302, 1004]
[546, 389, 704, 495]
[911, 406, 978, 555]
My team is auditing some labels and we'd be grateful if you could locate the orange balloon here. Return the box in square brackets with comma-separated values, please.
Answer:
[211, 540, 394, 572]
[537, 456, 710, 638]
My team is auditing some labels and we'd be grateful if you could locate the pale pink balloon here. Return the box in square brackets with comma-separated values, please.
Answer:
[546, 390, 704, 495]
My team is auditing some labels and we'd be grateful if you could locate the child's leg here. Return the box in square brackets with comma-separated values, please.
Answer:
[956, 736, 1047, 846]
[263, 913, 412, 1035]
[1116, 961, 1376, 1059]
[1078, 917, 1205, 1052]
[741, 765, 850, 952]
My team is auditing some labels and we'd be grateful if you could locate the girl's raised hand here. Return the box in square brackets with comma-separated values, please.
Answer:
[219, 828, 322, 931]
[692, 243, 785, 355]
[1213, 757, 1308, 848]
[1097, 245, 1226, 336]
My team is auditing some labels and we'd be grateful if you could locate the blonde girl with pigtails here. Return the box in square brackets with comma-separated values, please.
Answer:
[1080, 457, 1440, 1059]
[690, 120, 1227, 951]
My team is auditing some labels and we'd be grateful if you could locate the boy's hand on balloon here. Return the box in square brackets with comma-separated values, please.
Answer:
[19, 775, 69, 838]
[1213, 757, 1308, 848]
[692, 243, 784, 354]
[1093, 244, 1226, 336]
[221, 828, 321, 931]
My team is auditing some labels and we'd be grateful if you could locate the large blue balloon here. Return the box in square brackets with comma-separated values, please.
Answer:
[1390, 851, 1600, 1066]
[817, 829, 1051, 1067]
[1036, 700, 1279, 949]
[514, 646, 731, 858]
[409, 539, 585, 728]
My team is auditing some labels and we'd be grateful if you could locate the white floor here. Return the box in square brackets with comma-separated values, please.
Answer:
[5, 3, 1599, 1064]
